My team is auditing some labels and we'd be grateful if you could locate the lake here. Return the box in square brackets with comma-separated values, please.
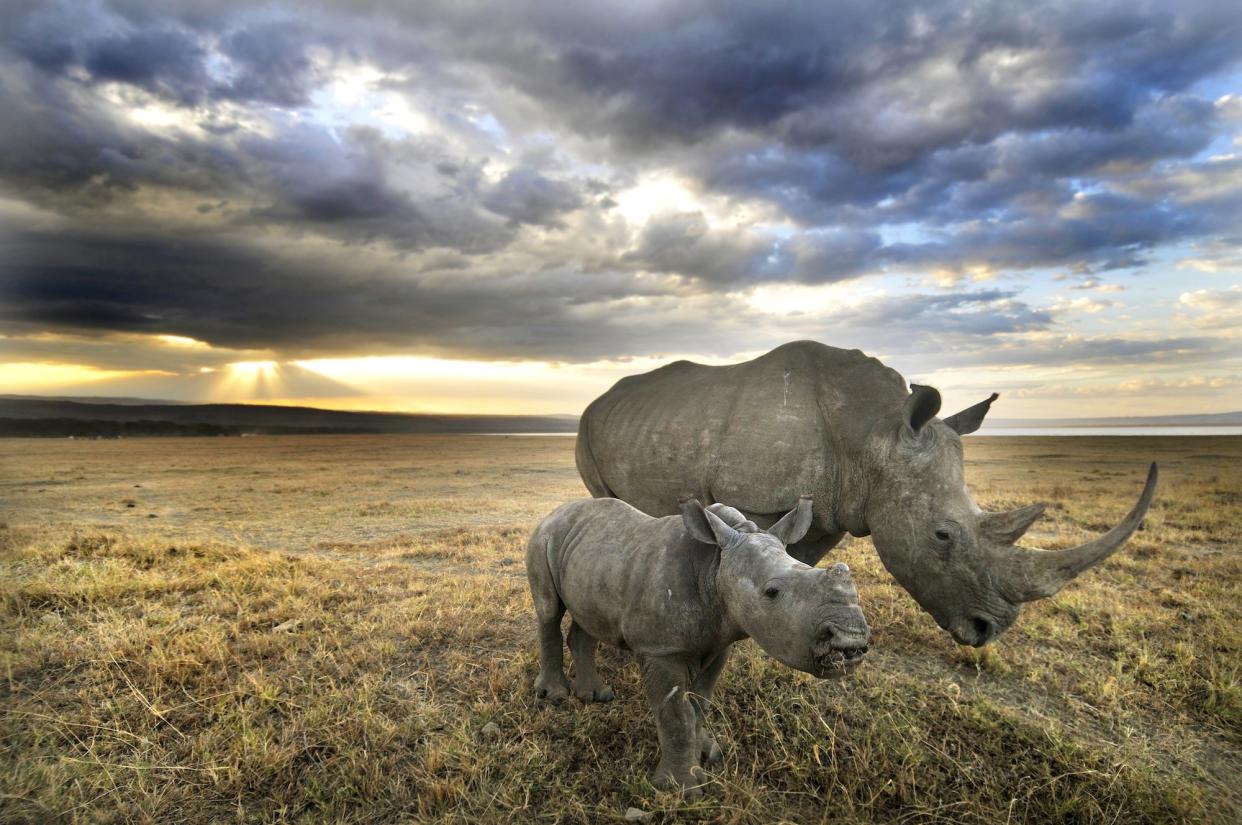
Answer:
[976, 426, 1242, 436]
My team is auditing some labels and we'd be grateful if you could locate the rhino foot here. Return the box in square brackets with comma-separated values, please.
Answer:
[651, 764, 705, 799]
[573, 682, 614, 703]
[534, 673, 570, 703]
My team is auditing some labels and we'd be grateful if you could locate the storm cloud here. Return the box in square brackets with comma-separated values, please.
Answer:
[1, 0, 1240, 385]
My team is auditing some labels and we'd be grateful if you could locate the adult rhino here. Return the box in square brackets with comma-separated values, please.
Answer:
[576, 340, 1158, 647]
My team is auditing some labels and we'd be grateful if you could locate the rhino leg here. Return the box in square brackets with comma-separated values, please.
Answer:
[568, 621, 614, 703]
[690, 648, 729, 766]
[640, 655, 705, 798]
[528, 560, 570, 702]
[786, 529, 845, 566]
[533, 622, 570, 702]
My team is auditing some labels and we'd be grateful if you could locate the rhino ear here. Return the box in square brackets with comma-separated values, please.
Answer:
[703, 508, 744, 549]
[679, 498, 718, 545]
[903, 384, 942, 434]
[768, 495, 814, 545]
[944, 392, 999, 435]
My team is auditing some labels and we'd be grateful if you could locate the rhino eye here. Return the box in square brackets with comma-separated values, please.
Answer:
[763, 585, 781, 599]
[932, 523, 959, 550]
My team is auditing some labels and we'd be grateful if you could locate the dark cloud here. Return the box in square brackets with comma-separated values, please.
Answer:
[623, 212, 777, 283]
[496, 1, 1239, 161]
[82, 26, 209, 105]
[623, 216, 886, 285]
[482, 169, 584, 227]
[240, 125, 518, 252]
[0, 221, 699, 361]
[0, 0, 1239, 369]
[0, 57, 251, 207]
[9, 0, 328, 106]
[217, 20, 324, 107]
[822, 289, 1052, 339]
[786, 229, 884, 283]
[882, 192, 1202, 275]
[928, 334, 1233, 371]
[0, 213, 1061, 370]
[13, 3, 210, 104]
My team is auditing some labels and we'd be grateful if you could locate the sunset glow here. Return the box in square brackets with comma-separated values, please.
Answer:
[0, 362, 170, 391]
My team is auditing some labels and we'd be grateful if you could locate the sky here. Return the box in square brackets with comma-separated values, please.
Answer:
[1, 0, 1240, 419]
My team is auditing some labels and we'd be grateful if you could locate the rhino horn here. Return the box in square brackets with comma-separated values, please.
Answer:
[980, 502, 1046, 545]
[944, 392, 999, 435]
[1005, 464, 1158, 602]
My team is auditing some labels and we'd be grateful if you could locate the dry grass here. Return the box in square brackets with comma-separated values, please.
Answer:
[1, 434, 1239, 824]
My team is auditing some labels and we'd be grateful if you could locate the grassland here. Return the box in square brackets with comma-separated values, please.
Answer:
[1, 434, 1239, 824]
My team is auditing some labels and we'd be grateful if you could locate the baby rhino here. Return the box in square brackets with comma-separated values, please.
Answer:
[525, 495, 870, 795]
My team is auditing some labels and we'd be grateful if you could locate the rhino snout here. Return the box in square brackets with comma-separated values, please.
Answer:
[812, 621, 870, 678]
[950, 614, 1004, 647]
[819, 620, 869, 649]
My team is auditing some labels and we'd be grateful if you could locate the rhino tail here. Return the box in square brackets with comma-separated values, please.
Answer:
[575, 407, 615, 498]
[526, 524, 565, 621]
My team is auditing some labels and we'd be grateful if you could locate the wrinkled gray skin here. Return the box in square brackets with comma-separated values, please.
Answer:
[526, 495, 869, 796]
[577, 340, 1159, 647]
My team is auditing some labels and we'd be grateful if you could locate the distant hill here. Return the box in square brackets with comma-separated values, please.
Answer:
[989, 411, 1242, 428]
[3, 394, 1236, 438]
[0, 396, 578, 437]
[0, 394, 188, 406]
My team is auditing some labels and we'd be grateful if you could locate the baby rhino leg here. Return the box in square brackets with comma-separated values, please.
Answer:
[567, 621, 614, 703]
[527, 546, 569, 702]
[691, 649, 729, 766]
[533, 617, 570, 701]
[640, 655, 705, 798]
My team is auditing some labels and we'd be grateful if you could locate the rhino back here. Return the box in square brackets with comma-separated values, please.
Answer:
[579, 341, 906, 519]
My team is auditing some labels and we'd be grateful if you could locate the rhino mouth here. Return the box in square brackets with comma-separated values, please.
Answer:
[814, 646, 866, 679]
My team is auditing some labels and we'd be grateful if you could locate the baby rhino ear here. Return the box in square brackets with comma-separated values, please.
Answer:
[679, 498, 717, 544]
[680, 498, 744, 548]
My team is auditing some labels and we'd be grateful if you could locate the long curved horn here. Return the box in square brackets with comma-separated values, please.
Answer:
[1006, 463, 1158, 602]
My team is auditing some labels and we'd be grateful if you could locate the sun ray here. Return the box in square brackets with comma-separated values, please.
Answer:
[208, 361, 287, 402]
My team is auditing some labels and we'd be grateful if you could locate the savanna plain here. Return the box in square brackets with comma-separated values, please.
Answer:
[1, 434, 1239, 824]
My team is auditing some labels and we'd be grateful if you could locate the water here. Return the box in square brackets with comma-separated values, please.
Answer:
[975, 426, 1242, 437]
[482, 427, 1242, 437]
